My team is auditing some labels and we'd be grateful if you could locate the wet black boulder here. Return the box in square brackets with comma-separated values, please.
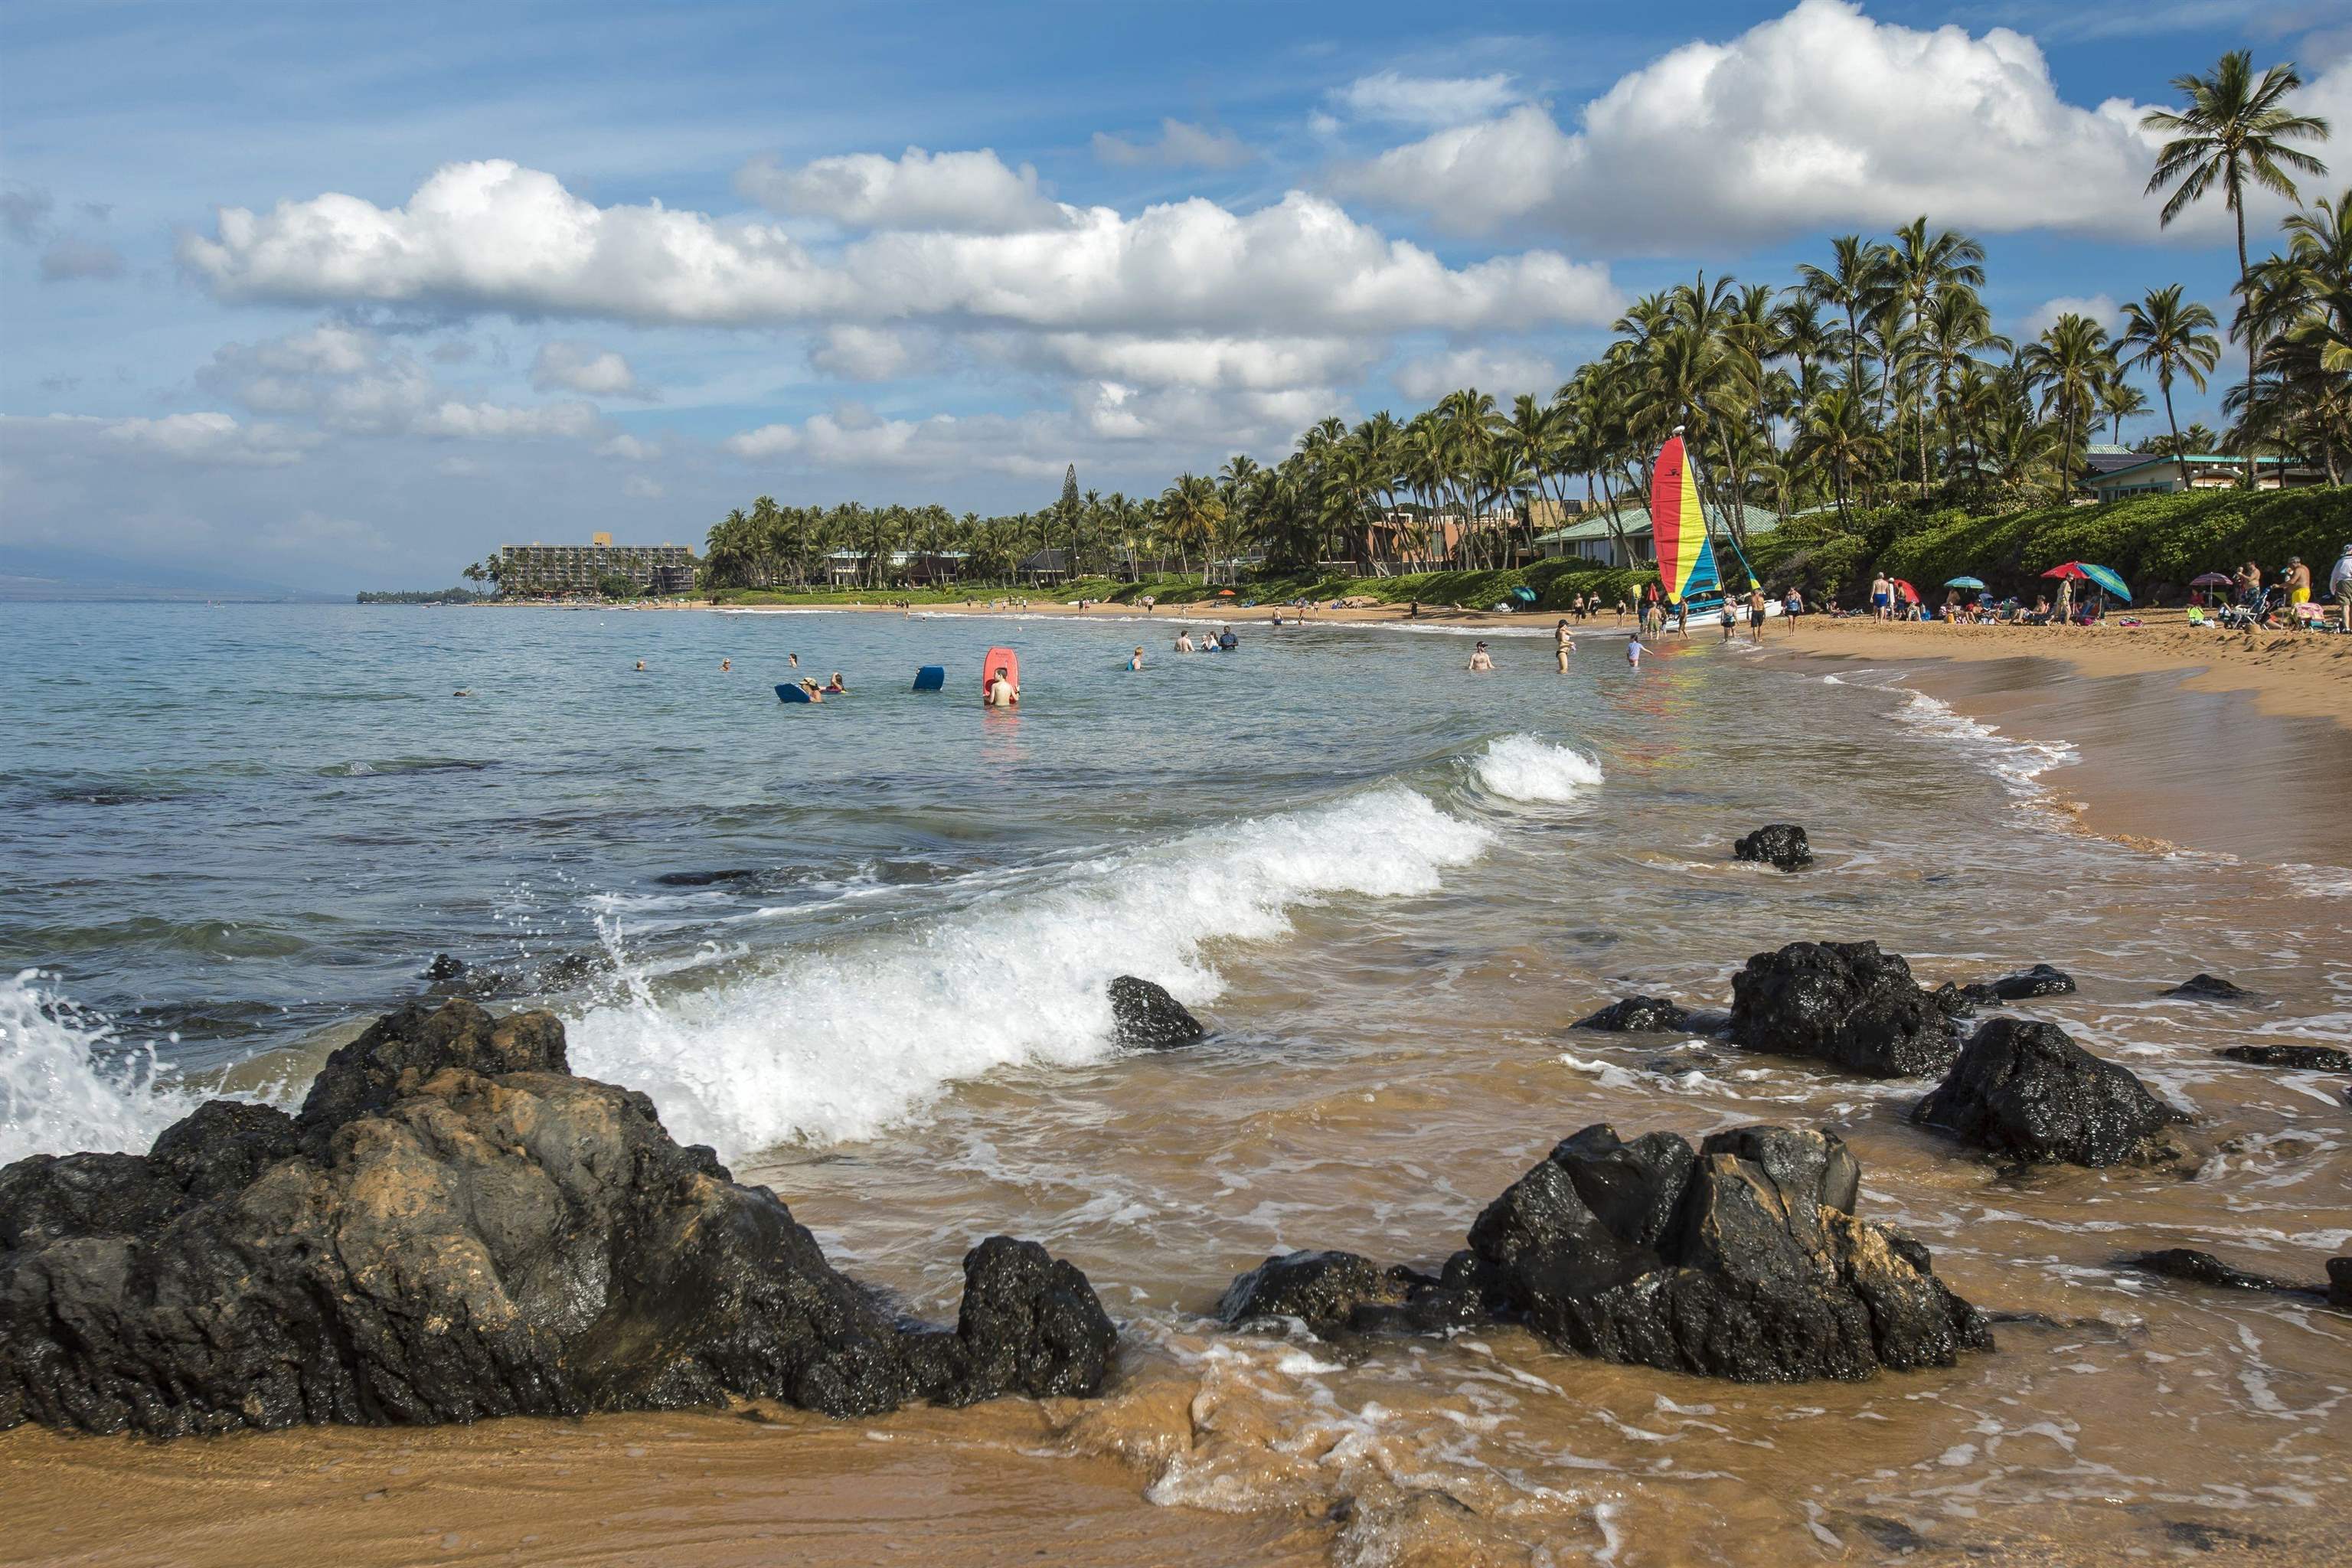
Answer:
[1729, 939, 1962, 1077]
[1107, 975, 1204, 1048]
[1574, 995, 1694, 1033]
[2164, 973, 2254, 1001]
[1959, 964, 2077, 1005]
[0, 998, 1116, 1437]
[1217, 1250, 1481, 1337]
[1465, 1123, 1988, 1380]
[2121, 1248, 2351, 1312]
[1912, 1018, 2182, 1168]
[2218, 1044, 2352, 1073]
[1733, 824, 1813, 871]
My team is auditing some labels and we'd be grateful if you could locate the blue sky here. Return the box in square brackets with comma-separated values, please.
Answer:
[2, 0, 2347, 592]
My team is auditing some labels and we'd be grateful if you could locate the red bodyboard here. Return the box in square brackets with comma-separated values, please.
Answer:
[981, 647, 1021, 701]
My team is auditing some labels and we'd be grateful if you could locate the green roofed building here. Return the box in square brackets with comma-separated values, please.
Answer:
[1534, 505, 1781, 568]
[2076, 452, 2326, 503]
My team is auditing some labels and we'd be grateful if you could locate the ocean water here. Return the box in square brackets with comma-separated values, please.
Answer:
[4, 600, 2348, 1565]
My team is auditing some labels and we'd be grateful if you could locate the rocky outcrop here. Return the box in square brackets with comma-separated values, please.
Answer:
[1733, 824, 1813, 871]
[1911, 1018, 2183, 1168]
[1958, 964, 2077, 1005]
[2164, 973, 2253, 1001]
[1728, 940, 1962, 1077]
[1217, 1123, 1991, 1383]
[0, 999, 1116, 1437]
[1107, 975, 1204, 1048]
[2218, 1044, 2352, 1072]
[2119, 1248, 2352, 1310]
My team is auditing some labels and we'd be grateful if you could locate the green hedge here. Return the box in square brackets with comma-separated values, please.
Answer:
[1747, 489, 2345, 606]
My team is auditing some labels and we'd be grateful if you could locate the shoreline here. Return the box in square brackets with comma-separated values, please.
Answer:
[1759, 619, 2352, 871]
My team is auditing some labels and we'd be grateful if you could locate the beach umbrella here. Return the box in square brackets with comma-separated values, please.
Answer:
[1944, 575, 1986, 590]
[1511, 586, 1537, 603]
[2190, 571, 2233, 587]
[1217, 588, 1236, 597]
[1890, 578, 1920, 604]
[2040, 562, 2088, 580]
[2073, 563, 2131, 602]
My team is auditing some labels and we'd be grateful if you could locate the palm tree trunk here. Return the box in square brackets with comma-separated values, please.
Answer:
[2235, 196, 2256, 490]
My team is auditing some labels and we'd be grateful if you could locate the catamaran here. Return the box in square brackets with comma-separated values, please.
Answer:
[1651, 426, 1771, 620]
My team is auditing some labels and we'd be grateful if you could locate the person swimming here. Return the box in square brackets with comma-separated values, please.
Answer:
[799, 678, 825, 704]
[985, 664, 1019, 707]
[1129, 646, 1145, 670]
[634, 660, 645, 671]
[720, 659, 731, 671]
[825, 671, 847, 694]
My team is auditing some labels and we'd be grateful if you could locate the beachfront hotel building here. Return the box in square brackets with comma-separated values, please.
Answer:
[497, 534, 699, 596]
[1534, 505, 1782, 567]
[2075, 448, 2328, 503]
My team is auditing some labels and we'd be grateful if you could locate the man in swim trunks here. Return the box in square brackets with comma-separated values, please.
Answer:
[1870, 573, 1891, 621]
[985, 665, 1018, 707]
[1467, 642, 1495, 671]
[2285, 556, 2311, 613]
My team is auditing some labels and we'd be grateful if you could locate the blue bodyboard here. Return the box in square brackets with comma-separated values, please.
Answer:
[776, 683, 812, 704]
[912, 665, 946, 691]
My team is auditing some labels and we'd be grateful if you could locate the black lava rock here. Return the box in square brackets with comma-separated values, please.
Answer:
[2164, 974, 2253, 1001]
[1912, 1018, 2182, 1167]
[2116, 1248, 2319, 1296]
[423, 952, 468, 982]
[1106, 975, 1204, 1047]
[1217, 1250, 1477, 1337]
[1733, 824, 1813, 871]
[1574, 995, 1694, 1033]
[2333, 1258, 2352, 1311]
[2218, 1044, 2352, 1072]
[1976, 964, 2077, 1001]
[1729, 940, 1962, 1078]
[0, 998, 1116, 1437]
[1463, 1123, 1987, 1380]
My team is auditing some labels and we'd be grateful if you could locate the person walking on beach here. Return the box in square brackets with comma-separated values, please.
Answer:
[2285, 556, 2311, 618]
[2053, 577, 2073, 626]
[1748, 586, 1767, 642]
[2331, 541, 2352, 631]
[1719, 599, 1736, 641]
[1467, 642, 1495, 672]
[1674, 599, 1689, 637]
[1870, 573, 1891, 622]
[1555, 618, 1574, 671]
[1615, 597, 1628, 626]
[1783, 586, 1802, 626]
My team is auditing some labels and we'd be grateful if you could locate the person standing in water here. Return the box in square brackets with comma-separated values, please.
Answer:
[1554, 618, 1574, 672]
[985, 664, 1018, 707]
[1128, 646, 1145, 670]
[1467, 642, 1495, 672]
[1718, 599, 1736, 641]
[1626, 633, 1644, 668]
[1174, 629, 1195, 653]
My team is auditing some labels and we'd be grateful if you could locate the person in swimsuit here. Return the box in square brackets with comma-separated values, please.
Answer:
[825, 672, 848, 694]
[1174, 629, 1194, 653]
[1555, 619, 1573, 672]
[985, 665, 1018, 707]
[799, 678, 824, 704]
[1719, 600, 1736, 640]
[1129, 646, 1145, 670]
[1626, 634, 1643, 668]
[1467, 642, 1495, 672]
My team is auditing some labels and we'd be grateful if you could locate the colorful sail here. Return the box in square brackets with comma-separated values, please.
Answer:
[1651, 432, 1707, 602]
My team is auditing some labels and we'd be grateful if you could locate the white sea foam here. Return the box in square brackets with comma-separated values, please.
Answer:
[566, 784, 1493, 1156]
[1471, 734, 1605, 802]
[0, 970, 227, 1162]
[1893, 689, 2077, 797]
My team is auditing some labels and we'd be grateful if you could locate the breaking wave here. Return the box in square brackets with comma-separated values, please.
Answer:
[1470, 734, 1605, 802]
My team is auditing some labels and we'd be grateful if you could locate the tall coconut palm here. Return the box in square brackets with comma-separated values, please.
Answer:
[2097, 379, 2151, 445]
[2117, 284, 2223, 488]
[1161, 473, 1223, 582]
[2023, 313, 2115, 503]
[1797, 235, 1893, 411]
[1887, 217, 1988, 490]
[2143, 51, 2331, 484]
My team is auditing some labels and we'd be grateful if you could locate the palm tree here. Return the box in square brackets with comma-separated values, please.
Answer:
[1791, 387, 1880, 524]
[2143, 51, 2331, 484]
[2117, 284, 2223, 489]
[1161, 474, 1223, 583]
[1797, 235, 1891, 411]
[2097, 380, 2151, 445]
[2023, 313, 2115, 503]
[1887, 217, 1987, 490]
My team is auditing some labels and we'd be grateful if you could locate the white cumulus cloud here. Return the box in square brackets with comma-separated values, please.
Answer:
[1392, 346, 1560, 402]
[734, 145, 1064, 233]
[1335, 0, 2200, 247]
[809, 324, 914, 381]
[180, 161, 1621, 354]
[531, 340, 650, 398]
[203, 321, 606, 443]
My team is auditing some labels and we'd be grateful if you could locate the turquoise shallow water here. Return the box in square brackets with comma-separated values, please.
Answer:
[5, 600, 2350, 1561]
